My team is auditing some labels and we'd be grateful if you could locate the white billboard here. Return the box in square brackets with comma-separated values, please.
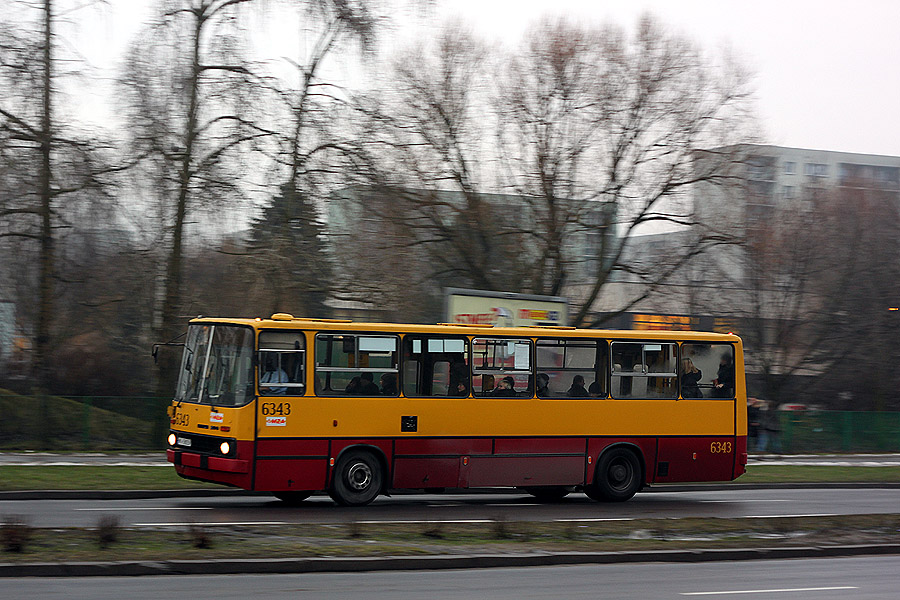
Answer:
[443, 288, 568, 328]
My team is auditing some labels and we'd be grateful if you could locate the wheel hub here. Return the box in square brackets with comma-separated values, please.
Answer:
[347, 462, 372, 490]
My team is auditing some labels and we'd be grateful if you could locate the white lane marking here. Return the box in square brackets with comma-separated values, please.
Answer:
[357, 519, 495, 524]
[743, 513, 838, 519]
[76, 507, 212, 511]
[681, 586, 857, 596]
[553, 517, 635, 522]
[487, 503, 541, 507]
[132, 521, 288, 526]
[700, 500, 792, 504]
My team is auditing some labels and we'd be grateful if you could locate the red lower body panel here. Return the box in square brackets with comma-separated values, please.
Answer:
[168, 435, 743, 493]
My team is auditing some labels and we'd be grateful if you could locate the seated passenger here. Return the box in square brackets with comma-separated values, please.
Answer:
[453, 381, 469, 396]
[380, 373, 398, 396]
[536, 373, 550, 398]
[345, 376, 362, 394]
[681, 358, 703, 398]
[588, 380, 603, 397]
[358, 372, 380, 395]
[260, 358, 288, 395]
[567, 375, 589, 398]
[491, 376, 517, 397]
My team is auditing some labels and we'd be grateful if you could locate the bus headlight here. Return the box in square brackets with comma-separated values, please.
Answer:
[167, 433, 176, 446]
[219, 441, 231, 455]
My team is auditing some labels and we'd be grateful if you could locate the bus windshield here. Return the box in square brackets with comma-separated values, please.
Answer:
[175, 324, 254, 406]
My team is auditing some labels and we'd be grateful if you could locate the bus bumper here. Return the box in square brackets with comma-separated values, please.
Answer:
[167, 449, 250, 473]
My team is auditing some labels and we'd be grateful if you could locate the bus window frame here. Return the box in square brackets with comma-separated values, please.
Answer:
[609, 340, 679, 400]
[535, 337, 608, 399]
[258, 329, 307, 396]
[402, 334, 470, 398]
[679, 341, 737, 400]
[471, 336, 534, 398]
[314, 332, 400, 396]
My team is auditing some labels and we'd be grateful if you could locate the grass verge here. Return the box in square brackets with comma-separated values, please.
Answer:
[1, 515, 897, 564]
[2, 464, 899, 492]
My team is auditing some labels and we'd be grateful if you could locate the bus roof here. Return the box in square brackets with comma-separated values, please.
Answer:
[189, 314, 742, 343]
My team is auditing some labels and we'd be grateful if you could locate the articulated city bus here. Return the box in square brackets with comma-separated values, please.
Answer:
[166, 314, 747, 506]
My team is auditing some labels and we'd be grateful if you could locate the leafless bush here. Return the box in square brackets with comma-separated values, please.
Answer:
[95, 515, 121, 549]
[188, 522, 213, 549]
[1, 516, 33, 553]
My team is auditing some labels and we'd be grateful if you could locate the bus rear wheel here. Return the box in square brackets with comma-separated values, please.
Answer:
[273, 491, 313, 505]
[329, 450, 383, 507]
[585, 447, 641, 502]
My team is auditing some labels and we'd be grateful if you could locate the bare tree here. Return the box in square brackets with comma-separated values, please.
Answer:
[0, 0, 116, 386]
[120, 0, 268, 395]
[242, 0, 382, 318]
[346, 16, 756, 323]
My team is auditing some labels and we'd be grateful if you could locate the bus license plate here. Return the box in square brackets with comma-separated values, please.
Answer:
[177, 437, 192, 447]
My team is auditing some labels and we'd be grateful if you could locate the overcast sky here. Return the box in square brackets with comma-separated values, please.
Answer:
[79, 0, 900, 158]
[435, 0, 900, 157]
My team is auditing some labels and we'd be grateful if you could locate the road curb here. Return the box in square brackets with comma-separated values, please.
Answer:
[2, 544, 899, 578]
[2, 482, 900, 501]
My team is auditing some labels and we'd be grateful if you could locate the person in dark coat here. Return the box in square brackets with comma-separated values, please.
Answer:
[712, 353, 735, 398]
[567, 375, 589, 397]
[358, 372, 380, 395]
[681, 358, 703, 398]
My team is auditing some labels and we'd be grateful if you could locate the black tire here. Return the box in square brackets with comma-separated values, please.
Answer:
[521, 486, 571, 502]
[273, 491, 313, 505]
[329, 450, 383, 506]
[585, 447, 642, 502]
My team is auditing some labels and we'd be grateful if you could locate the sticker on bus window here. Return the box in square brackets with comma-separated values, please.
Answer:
[210, 412, 224, 424]
[265, 416, 287, 427]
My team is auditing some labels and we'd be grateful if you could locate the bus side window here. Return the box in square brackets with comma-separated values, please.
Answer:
[471, 337, 533, 398]
[258, 330, 306, 397]
[402, 336, 469, 397]
[314, 334, 399, 396]
[682, 343, 735, 399]
[611, 342, 677, 399]
[535, 338, 605, 398]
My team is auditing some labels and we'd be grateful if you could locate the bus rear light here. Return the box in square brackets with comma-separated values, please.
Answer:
[220, 442, 231, 455]
[221, 426, 231, 432]
[587, 456, 592, 464]
[329, 458, 335, 466]
[692, 452, 697, 460]
[167, 433, 176, 446]
[463, 456, 469, 466]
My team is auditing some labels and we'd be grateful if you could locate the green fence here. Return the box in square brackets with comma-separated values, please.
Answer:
[775, 410, 900, 454]
[0, 391, 168, 451]
[2, 390, 899, 453]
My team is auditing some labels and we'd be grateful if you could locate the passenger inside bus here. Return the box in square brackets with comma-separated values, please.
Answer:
[491, 376, 517, 397]
[681, 358, 703, 398]
[380, 373, 398, 395]
[536, 373, 550, 397]
[712, 353, 735, 398]
[358, 372, 380, 395]
[260, 357, 288, 395]
[567, 375, 589, 397]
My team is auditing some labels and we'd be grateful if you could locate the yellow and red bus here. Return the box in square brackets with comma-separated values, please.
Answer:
[166, 314, 747, 505]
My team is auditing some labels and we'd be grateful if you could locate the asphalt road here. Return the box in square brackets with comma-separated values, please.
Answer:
[2, 556, 898, 599]
[2, 487, 898, 528]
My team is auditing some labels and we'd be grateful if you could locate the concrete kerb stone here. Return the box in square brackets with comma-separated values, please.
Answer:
[2, 545, 900, 578]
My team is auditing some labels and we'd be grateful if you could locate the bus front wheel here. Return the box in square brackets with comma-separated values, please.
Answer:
[585, 447, 642, 502]
[329, 450, 383, 507]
